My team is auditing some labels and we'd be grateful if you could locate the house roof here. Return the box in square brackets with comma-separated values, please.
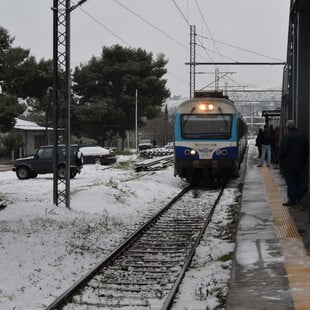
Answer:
[14, 118, 53, 131]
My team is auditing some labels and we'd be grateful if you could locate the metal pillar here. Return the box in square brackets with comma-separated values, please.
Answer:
[52, 0, 71, 208]
[282, 0, 310, 207]
[189, 25, 196, 98]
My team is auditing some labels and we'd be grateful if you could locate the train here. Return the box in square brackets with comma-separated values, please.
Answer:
[174, 91, 248, 184]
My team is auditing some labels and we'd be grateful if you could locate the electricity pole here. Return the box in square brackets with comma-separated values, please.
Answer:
[135, 89, 138, 153]
[52, 0, 88, 208]
[189, 25, 196, 98]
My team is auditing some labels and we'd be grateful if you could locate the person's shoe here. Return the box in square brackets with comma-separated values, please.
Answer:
[267, 165, 270, 168]
[257, 165, 262, 167]
[282, 201, 297, 206]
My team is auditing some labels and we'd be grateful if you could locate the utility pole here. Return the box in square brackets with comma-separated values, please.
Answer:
[189, 25, 196, 98]
[135, 89, 138, 153]
[52, 0, 88, 208]
[215, 68, 219, 91]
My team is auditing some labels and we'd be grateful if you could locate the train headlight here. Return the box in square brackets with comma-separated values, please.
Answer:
[184, 149, 196, 156]
[199, 103, 207, 111]
[198, 102, 214, 111]
[207, 103, 214, 111]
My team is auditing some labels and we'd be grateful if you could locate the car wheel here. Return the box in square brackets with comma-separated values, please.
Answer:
[16, 167, 30, 180]
[57, 166, 66, 179]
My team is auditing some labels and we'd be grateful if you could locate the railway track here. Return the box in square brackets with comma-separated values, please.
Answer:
[46, 185, 225, 309]
[134, 155, 174, 172]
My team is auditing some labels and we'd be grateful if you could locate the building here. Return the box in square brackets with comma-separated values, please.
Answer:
[5, 118, 53, 158]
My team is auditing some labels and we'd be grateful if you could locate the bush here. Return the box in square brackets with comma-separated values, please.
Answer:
[0, 134, 23, 158]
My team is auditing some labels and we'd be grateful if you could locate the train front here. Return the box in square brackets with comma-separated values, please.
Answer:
[174, 97, 239, 183]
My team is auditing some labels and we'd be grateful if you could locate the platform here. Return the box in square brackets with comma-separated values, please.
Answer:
[226, 141, 310, 310]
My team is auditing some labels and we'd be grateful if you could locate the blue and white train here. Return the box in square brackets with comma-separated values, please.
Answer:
[174, 91, 248, 183]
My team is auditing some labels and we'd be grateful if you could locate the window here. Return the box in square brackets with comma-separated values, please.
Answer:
[37, 147, 53, 159]
[181, 114, 232, 139]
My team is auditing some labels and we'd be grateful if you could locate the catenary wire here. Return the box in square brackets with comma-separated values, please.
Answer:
[198, 35, 284, 61]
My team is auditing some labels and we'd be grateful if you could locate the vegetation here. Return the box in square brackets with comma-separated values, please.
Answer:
[0, 26, 171, 148]
[72, 45, 170, 147]
[0, 95, 25, 133]
[0, 26, 54, 134]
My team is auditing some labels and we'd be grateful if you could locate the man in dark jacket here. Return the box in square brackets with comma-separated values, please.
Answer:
[257, 125, 273, 167]
[279, 120, 308, 206]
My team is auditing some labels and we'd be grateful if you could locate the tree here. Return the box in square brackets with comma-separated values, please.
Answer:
[0, 27, 30, 132]
[0, 94, 25, 132]
[72, 45, 170, 146]
[0, 27, 55, 134]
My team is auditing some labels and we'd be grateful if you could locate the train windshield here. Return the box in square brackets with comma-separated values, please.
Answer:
[181, 114, 232, 139]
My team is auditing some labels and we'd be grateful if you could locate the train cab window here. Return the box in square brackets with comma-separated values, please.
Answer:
[181, 114, 232, 139]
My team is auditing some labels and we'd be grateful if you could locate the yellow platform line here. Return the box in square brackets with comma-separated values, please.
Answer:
[260, 166, 310, 309]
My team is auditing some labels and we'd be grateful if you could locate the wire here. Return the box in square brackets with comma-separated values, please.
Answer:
[77, 6, 131, 46]
[194, 0, 224, 62]
[114, 0, 188, 50]
[196, 43, 238, 62]
[198, 35, 284, 61]
[171, 0, 213, 61]
[171, 0, 190, 27]
[72, 1, 189, 91]
[167, 71, 188, 85]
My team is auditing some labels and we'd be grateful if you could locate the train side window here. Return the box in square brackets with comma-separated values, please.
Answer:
[238, 118, 247, 138]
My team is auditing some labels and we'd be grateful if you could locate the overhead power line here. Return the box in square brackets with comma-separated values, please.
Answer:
[171, 0, 213, 61]
[196, 43, 238, 62]
[198, 35, 284, 62]
[171, 0, 190, 26]
[77, 6, 131, 46]
[114, 0, 188, 50]
[194, 0, 223, 61]
[186, 62, 286, 65]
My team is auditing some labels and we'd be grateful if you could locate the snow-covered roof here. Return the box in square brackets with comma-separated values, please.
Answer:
[14, 118, 53, 131]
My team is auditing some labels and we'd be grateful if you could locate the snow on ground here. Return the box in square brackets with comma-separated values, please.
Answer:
[0, 155, 240, 310]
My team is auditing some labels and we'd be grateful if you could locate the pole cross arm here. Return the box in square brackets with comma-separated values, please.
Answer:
[70, 0, 88, 12]
[185, 62, 286, 66]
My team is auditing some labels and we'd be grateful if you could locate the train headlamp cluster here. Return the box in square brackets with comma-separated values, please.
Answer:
[184, 149, 197, 156]
[198, 103, 214, 111]
[215, 148, 228, 156]
[184, 148, 228, 157]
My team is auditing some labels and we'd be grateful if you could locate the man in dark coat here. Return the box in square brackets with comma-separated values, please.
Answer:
[255, 128, 263, 158]
[279, 120, 308, 206]
[257, 125, 273, 167]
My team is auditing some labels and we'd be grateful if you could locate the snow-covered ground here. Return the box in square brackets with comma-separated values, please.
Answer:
[0, 155, 240, 310]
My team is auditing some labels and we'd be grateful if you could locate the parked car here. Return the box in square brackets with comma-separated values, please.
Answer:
[79, 146, 117, 165]
[138, 139, 153, 151]
[12, 145, 83, 180]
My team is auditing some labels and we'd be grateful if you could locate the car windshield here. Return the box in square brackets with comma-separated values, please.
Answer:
[181, 114, 232, 139]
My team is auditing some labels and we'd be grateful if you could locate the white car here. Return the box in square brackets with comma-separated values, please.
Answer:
[79, 146, 117, 165]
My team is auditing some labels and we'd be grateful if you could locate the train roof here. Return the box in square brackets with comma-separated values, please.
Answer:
[194, 91, 228, 99]
[177, 95, 237, 114]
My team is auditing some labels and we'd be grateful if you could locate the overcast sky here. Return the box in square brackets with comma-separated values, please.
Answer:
[0, 0, 290, 97]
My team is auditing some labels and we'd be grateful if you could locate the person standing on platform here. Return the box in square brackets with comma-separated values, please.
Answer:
[255, 128, 263, 158]
[257, 125, 273, 167]
[273, 126, 280, 168]
[269, 125, 275, 163]
[279, 120, 308, 206]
